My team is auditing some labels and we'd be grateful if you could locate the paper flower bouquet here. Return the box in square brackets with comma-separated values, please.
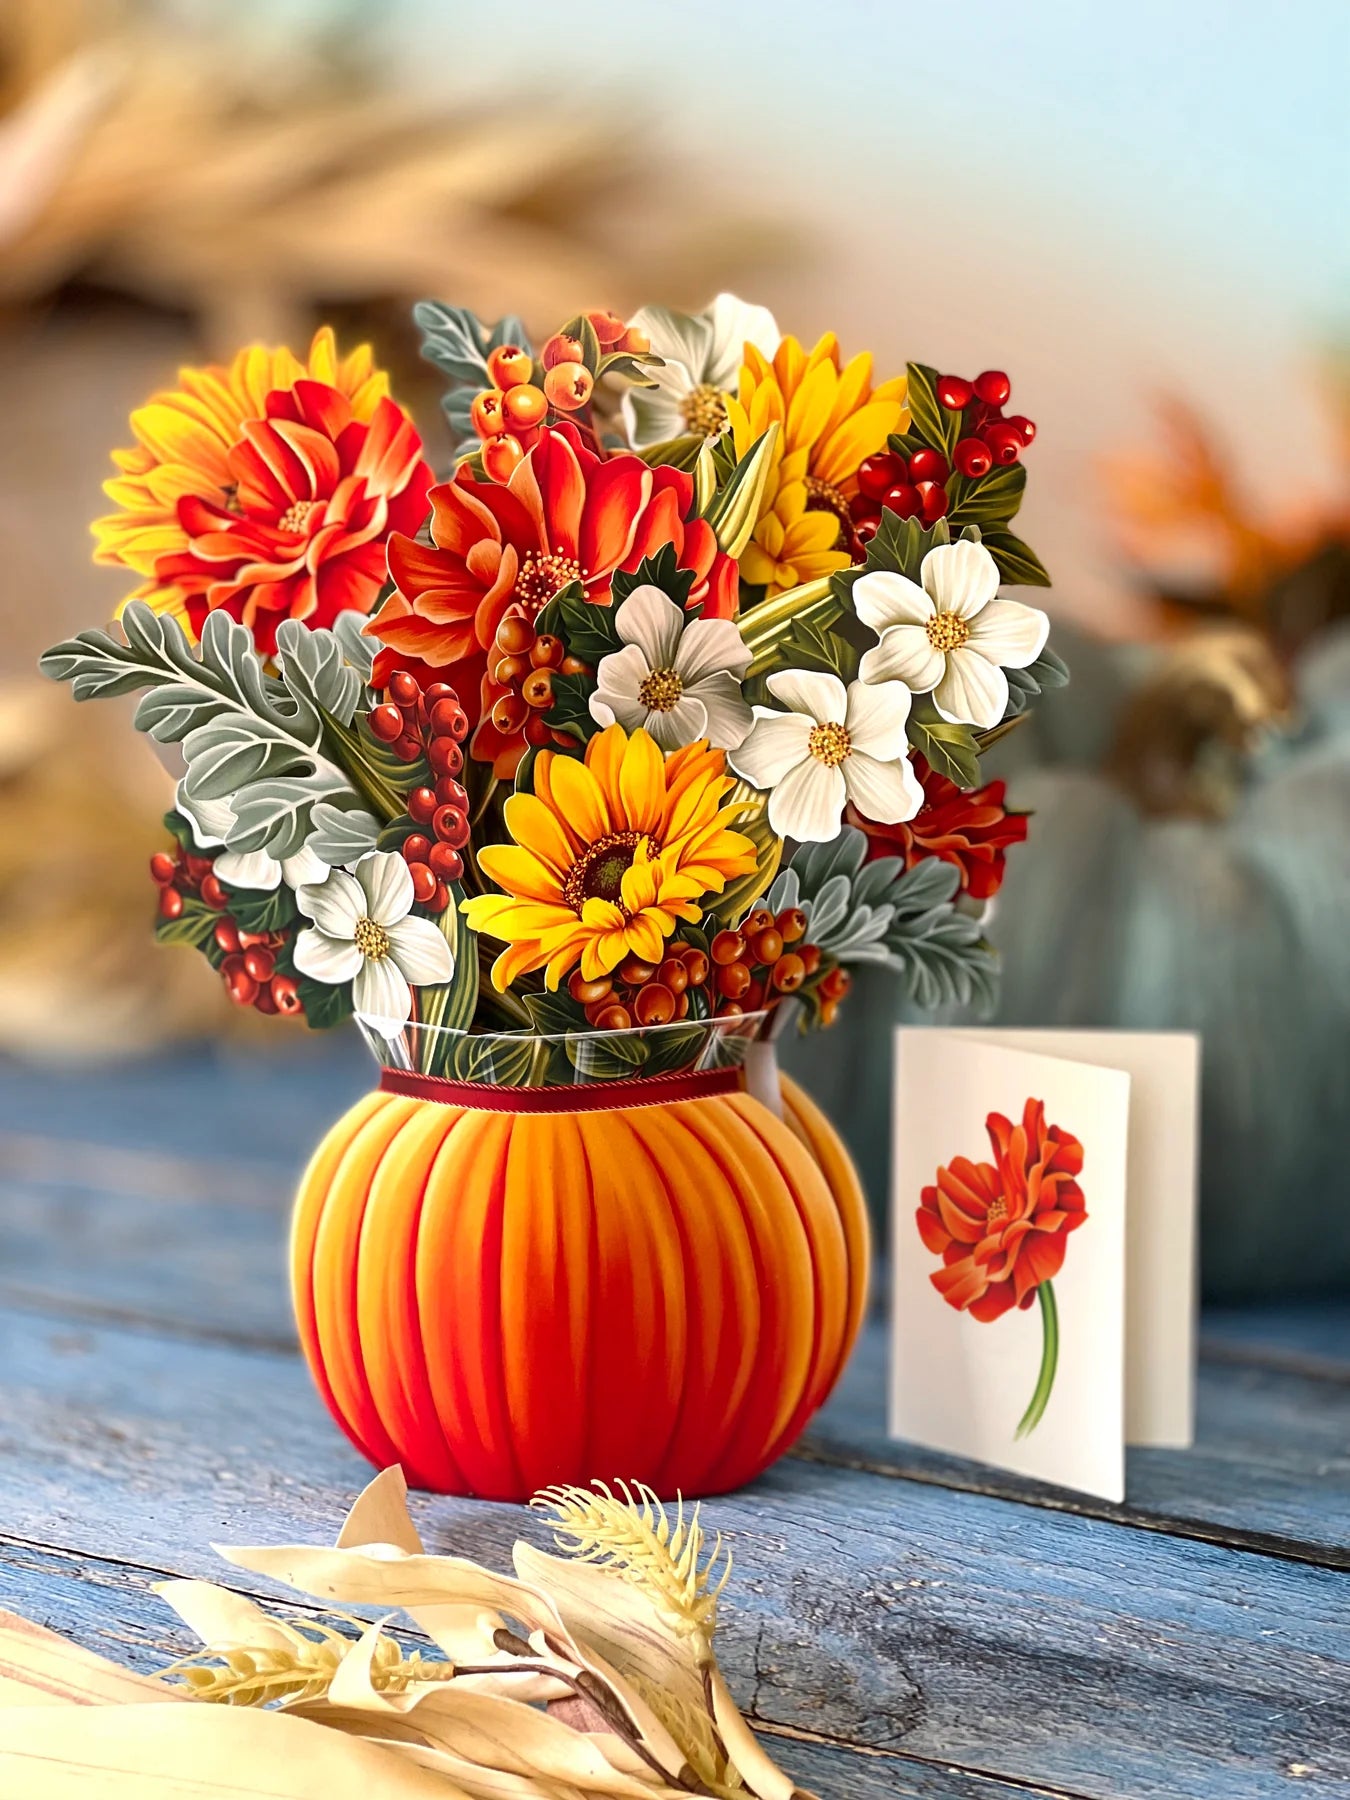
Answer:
[42, 298, 1066, 1498]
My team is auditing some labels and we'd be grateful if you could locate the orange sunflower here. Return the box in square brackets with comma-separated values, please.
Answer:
[92, 327, 402, 635]
[462, 724, 757, 990]
[726, 333, 909, 596]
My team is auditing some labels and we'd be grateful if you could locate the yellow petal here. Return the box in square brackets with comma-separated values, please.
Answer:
[474, 845, 564, 904]
[549, 753, 613, 845]
[815, 400, 907, 486]
[501, 791, 579, 877]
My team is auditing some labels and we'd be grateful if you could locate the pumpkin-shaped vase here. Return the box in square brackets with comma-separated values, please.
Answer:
[290, 1021, 869, 1499]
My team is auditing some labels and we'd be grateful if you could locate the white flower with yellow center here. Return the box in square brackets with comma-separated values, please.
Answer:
[621, 292, 780, 448]
[293, 852, 452, 1037]
[588, 583, 754, 752]
[855, 540, 1050, 731]
[729, 669, 922, 843]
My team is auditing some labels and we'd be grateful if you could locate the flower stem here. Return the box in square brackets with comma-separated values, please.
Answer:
[1015, 1280, 1058, 1440]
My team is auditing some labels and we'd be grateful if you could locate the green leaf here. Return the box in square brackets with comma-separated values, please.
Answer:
[643, 1024, 708, 1077]
[704, 787, 781, 925]
[416, 887, 479, 1054]
[635, 434, 705, 473]
[1002, 644, 1071, 718]
[154, 896, 219, 952]
[449, 1032, 536, 1086]
[224, 771, 353, 859]
[833, 511, 951, 603]
[306, 798, 380, 865]
[980, 526, 1052, 588]
[596, 349, 664, 383]
[946, 462, 1026, 529]
[906, 706, 982, 788]
[905, 362, 960, 457]
[558, 312, 603, 375]
[701, 425, 778, 558]
[275, 620, 362, 728]
[542, 670, 599, 745]
[535, 579, 625, 663]
[414, 301, 532, 452]
[222, 882, 298, 935]
[610, 546, 695, 612]
[295, 974, 354, 1032]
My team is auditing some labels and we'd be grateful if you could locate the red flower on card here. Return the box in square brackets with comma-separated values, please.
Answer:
[848, 755, 1028, 900]
[916, 1097, 1086, 1323]
[365, 423, 739, 778]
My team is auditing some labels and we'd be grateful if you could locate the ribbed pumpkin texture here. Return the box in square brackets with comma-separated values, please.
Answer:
[290, 1075, 869, 1498]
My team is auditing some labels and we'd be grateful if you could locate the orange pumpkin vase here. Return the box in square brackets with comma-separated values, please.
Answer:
[290, 1067, 868, 1500]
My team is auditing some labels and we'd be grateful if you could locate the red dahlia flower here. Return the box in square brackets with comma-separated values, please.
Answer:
[366, 423, 740, 777]
[917, 1097, 1086, 1322]
[155, 382, 432, 657]
[849, 755, 1027, 900]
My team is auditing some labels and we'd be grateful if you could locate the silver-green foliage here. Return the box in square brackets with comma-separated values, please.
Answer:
[769, 825, 999, 1014]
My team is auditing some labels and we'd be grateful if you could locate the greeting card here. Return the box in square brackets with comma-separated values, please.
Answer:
[891, 1027, 1200, 1502]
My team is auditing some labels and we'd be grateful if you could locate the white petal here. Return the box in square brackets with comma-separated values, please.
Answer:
[214, 849, 282, 891]
[673, 616, 751, 685]
[280, 842, 331, 889]
[932, 647, 1009, 730]
[706, 291, 780, 387]
[293, 927, 363, 986]
[728, 712, 814, 788]
[645, 694, 707, 751]
[592, 643, 653, 710]
[627, 305, 713, 376]
[767, 757, 847, 844]
[851, 570, 933, 636]
[965, 596, 1050, 670]
[921, 540, 1001, 620]
[296, 868, 364, 936]
[589, 690, 649, 733]
[622, 389, 691, 450]
[688, 672, 755, 749]
[355, 851, 414, 926]
[859, 626, 947, 692]
[385, 916, 455, 985]
[845, 679, 912, 760]
[765, 667, 846, 725]
[641, 357, 699, 402]
[843, 752, 924, 825]
[614, 585, 684, 667]
[354, 958, 413, 1037]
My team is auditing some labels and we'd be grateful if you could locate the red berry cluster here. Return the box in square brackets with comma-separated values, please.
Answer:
[850, 370, 1036, 545]
[935, 368, 1036, 477]
[709, 908, 821, 1017]
[489, 610, 592, 751]
[149, 845, 301, 1016]
[374, 670, 472, 912]
[469, 313, 649, 484]
[568, 941, 712, 1030]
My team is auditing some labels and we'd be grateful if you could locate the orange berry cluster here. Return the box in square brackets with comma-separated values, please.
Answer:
[149, 845, 301, 1016]
[709, 906, 843, 1020]
[469, 311, 649, 482]
[568, 942, 712, 1032]
[488, 609, 591, 750]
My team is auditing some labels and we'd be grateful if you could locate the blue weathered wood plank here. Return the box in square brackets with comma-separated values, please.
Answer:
[0, 1544, 1084, 1800]
[0, 1302, 1346, 1800]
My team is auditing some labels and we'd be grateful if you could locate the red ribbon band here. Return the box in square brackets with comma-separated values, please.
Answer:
[377, 1063, 746, 1114]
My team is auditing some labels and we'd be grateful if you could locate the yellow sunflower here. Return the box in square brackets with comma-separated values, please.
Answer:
[726, 333, 909, 597]
[92, 327, 392, 628]
[462, 724, 759, 991]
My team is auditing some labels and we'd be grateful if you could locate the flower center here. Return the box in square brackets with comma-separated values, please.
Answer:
[515, 547, 584, 616]
[804, 474, 852, 551]
[807, 722, 851, 768]
[560, 830, 653, 914]
[985, 1195, 1008, 1225]
[278, 498, 322, 535]
[353, 916, 390, 961]
[680, 383, 729, 438]
[638, 667, 683, 713]
[926, 611, 971, 653]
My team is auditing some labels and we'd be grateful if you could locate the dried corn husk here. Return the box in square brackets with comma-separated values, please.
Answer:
[0, 1468, 819, 1800]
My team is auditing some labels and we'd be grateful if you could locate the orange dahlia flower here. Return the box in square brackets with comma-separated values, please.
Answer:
[917, 1098, 1086, 1321]
[848, 755, 1029, 901]
[93, 328, 403, 638]
[366, 424, 740, 778]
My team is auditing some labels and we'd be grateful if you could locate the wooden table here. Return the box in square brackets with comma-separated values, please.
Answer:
[1, 1040, 1347, 1799]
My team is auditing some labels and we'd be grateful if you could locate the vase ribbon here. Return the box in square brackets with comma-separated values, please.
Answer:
[377, 1064, 747, 1114]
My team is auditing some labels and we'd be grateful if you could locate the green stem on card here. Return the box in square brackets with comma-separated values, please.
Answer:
[1015, 1280, 1058, 1440]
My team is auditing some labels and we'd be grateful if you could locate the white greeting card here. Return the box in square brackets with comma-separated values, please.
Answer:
[890, 1027, 1200, 1503]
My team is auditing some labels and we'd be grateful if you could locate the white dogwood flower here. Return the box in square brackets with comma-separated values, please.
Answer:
[729, 669, 923, 843]
[588, 583, 754, 751]
[621, 292, 779, 447]
[293, 852, 452, 1037]
[177, 784, 327, 892]
[855, 539, 1050, 731]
